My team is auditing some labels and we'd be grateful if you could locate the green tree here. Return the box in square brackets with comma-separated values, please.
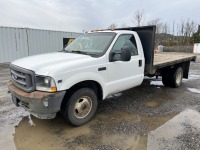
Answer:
[193, 25, 200, 43]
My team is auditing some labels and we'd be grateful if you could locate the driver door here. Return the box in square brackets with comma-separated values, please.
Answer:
[107, 34, 144, 95]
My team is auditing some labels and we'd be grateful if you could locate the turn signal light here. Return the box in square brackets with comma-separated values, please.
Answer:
[51, 87, 57, 92]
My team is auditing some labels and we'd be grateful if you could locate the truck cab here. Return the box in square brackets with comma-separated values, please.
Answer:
[8, 30, 145, 126]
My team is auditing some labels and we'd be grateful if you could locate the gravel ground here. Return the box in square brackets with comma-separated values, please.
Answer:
[0, 55, 200, 150]
[175, 122, 200, 149]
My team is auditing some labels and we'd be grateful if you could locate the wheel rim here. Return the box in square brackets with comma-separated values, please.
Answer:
[176, 68, 183, 85]
[74, 96, 92, 119]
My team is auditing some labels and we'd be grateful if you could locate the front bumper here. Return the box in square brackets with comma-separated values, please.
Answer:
[7, 80, 66, 119]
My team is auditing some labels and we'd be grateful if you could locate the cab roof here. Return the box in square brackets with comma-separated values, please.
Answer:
[88, 30, 136, 34]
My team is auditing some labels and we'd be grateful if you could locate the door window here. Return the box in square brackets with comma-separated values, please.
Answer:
[111, 34, 138, 58]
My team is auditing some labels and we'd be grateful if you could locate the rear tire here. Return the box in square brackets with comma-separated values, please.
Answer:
[162, 67, 183, 88]
[162, 72, 169, 87]
[64, 88, 98, 126]
[168, 67, 183, 88]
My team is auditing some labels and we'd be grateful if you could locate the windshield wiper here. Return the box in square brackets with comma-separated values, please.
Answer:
[60, 50, 98, 57]
[71, 50, 100, 57]
[58, 49, 87, 54]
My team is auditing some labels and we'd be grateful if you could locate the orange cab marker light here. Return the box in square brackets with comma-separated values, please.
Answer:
[51, 87, 57, 92]
[91, 29, 104, 32]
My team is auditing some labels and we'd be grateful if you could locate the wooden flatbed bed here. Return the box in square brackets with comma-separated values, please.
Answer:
[143, 52, 197, 75]
[153, 52, 196, 69]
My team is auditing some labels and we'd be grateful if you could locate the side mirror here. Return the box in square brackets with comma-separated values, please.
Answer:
[121, 46, 131, 61]
[109, 52, 116, 62]
[109, 46, 131, 62]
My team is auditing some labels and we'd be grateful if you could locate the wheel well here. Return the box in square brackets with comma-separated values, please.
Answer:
[60, 80, 103, 111]
[160, 61, 190, 79]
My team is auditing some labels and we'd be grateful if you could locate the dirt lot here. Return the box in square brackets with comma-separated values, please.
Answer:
[0, 56, 200, 150]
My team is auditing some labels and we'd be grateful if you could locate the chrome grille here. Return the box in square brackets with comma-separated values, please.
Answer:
[10, 64, 35, 92]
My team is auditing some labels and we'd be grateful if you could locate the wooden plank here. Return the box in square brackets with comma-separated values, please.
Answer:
[154, 52, 196, 66]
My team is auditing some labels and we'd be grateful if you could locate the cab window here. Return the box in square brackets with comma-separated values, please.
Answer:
[112, 34, 138, 56]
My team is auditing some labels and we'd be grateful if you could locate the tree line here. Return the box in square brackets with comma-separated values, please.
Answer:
[108, 10, 200, 47]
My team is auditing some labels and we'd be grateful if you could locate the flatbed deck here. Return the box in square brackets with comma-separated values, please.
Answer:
[153, 52, 196, 69]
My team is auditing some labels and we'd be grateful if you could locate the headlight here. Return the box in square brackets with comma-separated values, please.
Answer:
[35, 76, 57, 92]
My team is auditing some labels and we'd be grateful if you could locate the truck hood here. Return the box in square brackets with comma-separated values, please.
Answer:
[12, 52, 95, 76]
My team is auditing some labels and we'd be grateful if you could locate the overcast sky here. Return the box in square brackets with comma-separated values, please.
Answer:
[0, 0, 199, 33]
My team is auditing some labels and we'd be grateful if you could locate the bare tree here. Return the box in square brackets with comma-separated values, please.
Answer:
[121, 23, 128, 28]
[172, 21, 175, 45]
[180, 19, 185, 37]
[184, 19, 197, 45]
[130, 14, 199, 47]
[177, 18, 197, 45]
[172, 21, 175, 35]
[185, 19, 196, 37]
[108, 23, 117, 30]
[162, 23, 170, 34]
[147, 18, 163, 33]
[132, 10, 145, 27]
[163, 23, 171, 46]
[176, 22, 180, 45]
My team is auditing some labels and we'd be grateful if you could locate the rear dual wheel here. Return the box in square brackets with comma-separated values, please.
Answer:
[174, 67, 183, 87]
[162, 67, 183, 88]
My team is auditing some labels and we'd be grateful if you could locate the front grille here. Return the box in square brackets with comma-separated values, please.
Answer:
[10, 64, 35, 92]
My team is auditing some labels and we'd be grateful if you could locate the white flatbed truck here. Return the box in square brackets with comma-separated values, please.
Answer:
[8, 26, 196, 126]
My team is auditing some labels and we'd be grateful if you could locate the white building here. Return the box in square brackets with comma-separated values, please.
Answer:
[0, 26, 82, 63]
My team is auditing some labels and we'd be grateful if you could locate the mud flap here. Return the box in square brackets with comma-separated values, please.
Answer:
[11, 96, 19, 106]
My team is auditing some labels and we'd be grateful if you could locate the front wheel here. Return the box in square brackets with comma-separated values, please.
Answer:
[64, 88, 98, 126]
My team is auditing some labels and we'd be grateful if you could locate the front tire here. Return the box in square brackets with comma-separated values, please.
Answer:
[64, 88, 98, 126]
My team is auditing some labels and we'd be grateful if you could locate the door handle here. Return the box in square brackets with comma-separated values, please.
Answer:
[98, 67, 106, 71]
[139, 60, 142, 67]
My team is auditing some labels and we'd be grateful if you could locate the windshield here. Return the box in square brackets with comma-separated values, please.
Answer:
[64, 32, 116, 56]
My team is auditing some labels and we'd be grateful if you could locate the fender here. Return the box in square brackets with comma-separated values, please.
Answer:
[57, 72, 107, 98]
